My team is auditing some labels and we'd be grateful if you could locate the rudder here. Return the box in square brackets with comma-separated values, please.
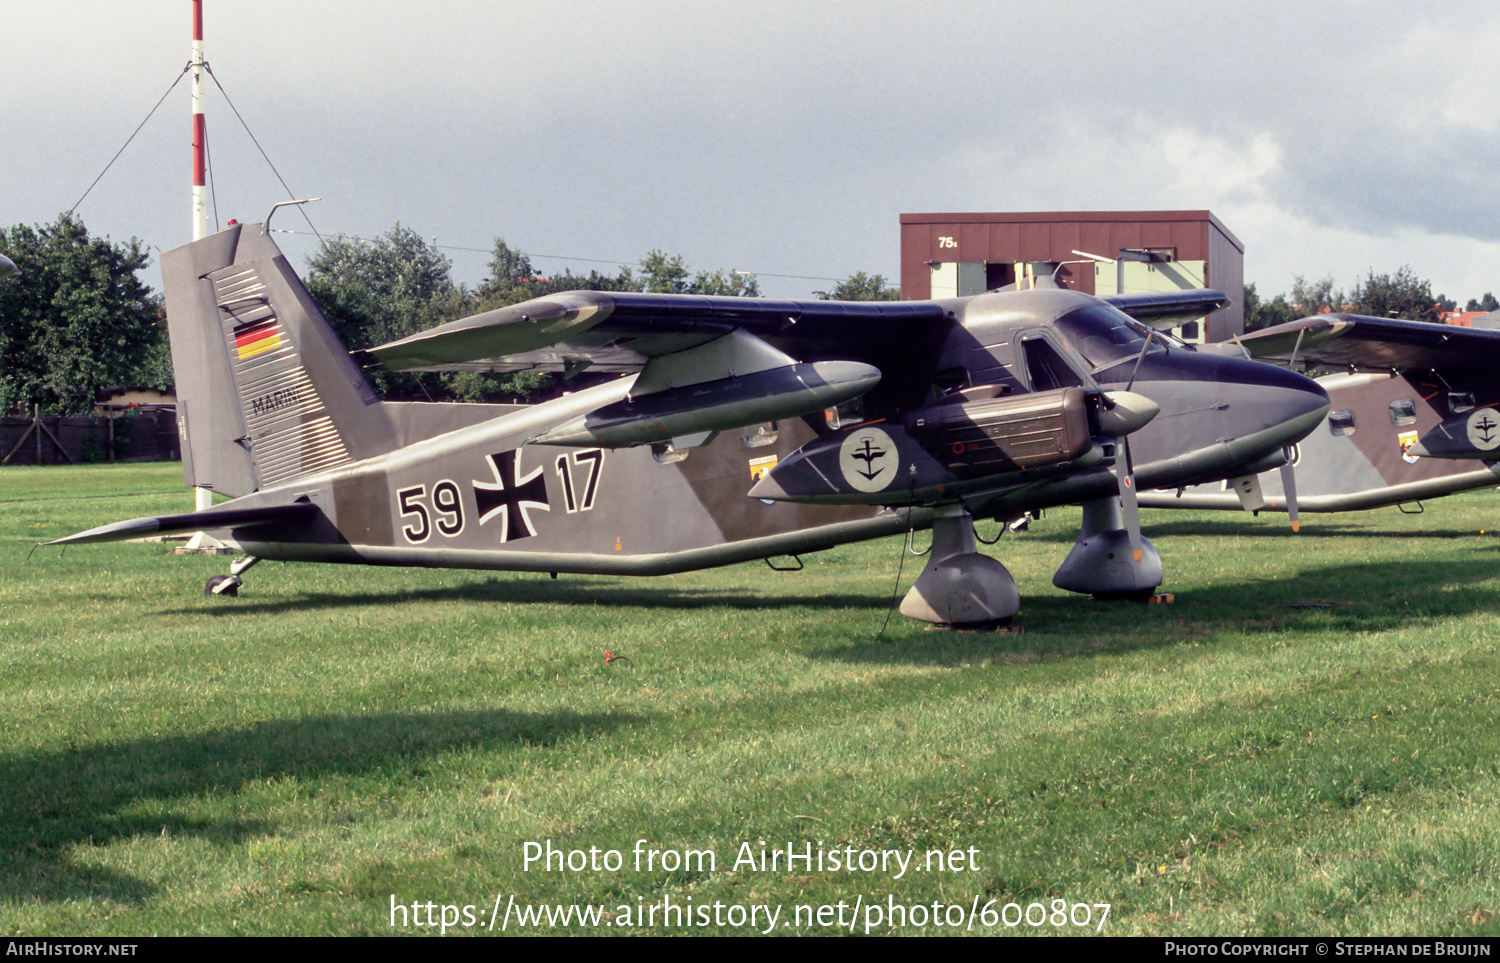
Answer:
[163, 222, 391, 497]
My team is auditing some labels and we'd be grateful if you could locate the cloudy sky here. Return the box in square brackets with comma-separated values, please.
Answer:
[7, 1, 1500, 302]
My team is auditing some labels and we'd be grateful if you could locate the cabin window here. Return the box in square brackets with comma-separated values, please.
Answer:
[931, 367, 972, 397]
[1329, 410, 1356, 436]
[1450, 392, 1476, 414]
[1021, 337, 1087, 392]
[741, 421, 778, 447]
[824, 398, 865, 429]
[1053, 303, 1166, 371]
[651, 442, 689, 465]
[1389, 399, 1417, 426]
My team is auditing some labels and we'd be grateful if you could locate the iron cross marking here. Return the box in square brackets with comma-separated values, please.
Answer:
[473, 449, 551, 541]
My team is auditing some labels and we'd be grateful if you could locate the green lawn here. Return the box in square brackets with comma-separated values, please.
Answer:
[2, 463, 1498, 936]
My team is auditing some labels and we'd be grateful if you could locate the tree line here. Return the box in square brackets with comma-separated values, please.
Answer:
[39, 214, 1487, 412]
[0, 214, 898, 413]
[305, 225, 893, 402]
[1244, 266, 1488, 332]
[307, 227, 765, 402]
[0, 215, 167, 415]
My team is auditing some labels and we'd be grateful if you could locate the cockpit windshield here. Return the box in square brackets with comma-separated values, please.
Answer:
[1052, 303, 1187, 372]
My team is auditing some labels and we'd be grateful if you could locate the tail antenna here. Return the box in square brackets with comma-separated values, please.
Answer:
[262, 198, 321, 235]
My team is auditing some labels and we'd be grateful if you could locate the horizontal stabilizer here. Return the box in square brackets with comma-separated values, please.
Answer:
[43, 502, 318, 546]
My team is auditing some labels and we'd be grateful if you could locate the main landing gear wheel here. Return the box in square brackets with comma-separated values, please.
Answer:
[1052, 495, 1163, 599]
[205, 575, 242, 597]
[898, 504, 1020, 626]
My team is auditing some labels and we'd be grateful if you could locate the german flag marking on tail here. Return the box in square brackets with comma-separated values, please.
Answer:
[234, 319, 283, 359]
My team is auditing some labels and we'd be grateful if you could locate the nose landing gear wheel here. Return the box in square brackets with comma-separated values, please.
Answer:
[205, 575, 242, 597]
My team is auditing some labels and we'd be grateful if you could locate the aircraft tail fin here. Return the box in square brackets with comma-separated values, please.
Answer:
[163, 222, 391, 497]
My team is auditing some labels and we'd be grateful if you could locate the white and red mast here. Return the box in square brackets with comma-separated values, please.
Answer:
[190, 0, 208, 243]
[187, 0, 218, 534]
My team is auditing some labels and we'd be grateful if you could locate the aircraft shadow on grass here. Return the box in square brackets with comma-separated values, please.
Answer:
[154, 577, 890, 617]
[1135, 517, 1479, 541]
[1014, 516, 1476, 543]
[0, 706, 639, 904]
[816, 554, 1500, 668]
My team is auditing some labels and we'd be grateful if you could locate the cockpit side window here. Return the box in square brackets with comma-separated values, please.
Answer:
[1021, 336, 1087, 392]
[1053, 304, 1169, 372]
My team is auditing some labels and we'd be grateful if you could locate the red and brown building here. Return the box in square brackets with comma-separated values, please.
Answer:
[900, 210, 1244, 342]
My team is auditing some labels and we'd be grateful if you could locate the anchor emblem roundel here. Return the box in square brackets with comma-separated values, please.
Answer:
[1466, 408, 1500, 451]
[839, 427, 897, 493]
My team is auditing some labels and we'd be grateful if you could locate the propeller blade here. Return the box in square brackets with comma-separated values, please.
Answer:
[1115, 437, 1143, 562]
[1279, 455, 1301, 533]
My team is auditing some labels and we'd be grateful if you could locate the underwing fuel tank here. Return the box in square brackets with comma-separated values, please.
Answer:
[749, 386, 1110, 504]
[530, 361, 880, 448]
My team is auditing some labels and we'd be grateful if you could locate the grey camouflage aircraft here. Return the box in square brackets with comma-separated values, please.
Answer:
[48, 222, 1331, 625]
[1140, 314, 1500, 523]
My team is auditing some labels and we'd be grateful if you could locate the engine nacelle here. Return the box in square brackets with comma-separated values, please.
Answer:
[749, 386, 1109, 505]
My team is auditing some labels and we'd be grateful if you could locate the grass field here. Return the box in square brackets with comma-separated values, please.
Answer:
[2, 462, 1498, 936]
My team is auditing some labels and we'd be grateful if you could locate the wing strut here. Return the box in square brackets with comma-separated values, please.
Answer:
[1114, 330, 1161, 561]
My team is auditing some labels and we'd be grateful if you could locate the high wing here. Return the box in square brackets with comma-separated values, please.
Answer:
[1236, 313, 1500, 376]
[368, 292, 949, 374]
[366, 287, 1228, 417]
[1101, 289, 1230, 328]
[369, 288, 1227, 374]
[368, 292, 952, 437]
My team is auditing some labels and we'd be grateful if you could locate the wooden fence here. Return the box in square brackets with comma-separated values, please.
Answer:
[0, 406, 180, 465]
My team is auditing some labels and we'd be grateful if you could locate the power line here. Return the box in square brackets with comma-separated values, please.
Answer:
[203, 63, 322, 244]
[204, 114, 221, 233]
[69, 63, 191, 216]
[64, 66, 862, 290]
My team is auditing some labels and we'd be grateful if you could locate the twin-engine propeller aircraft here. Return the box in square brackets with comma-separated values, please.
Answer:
[48, 220, 1330, 625]
[1141, 314, 1500, 521]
